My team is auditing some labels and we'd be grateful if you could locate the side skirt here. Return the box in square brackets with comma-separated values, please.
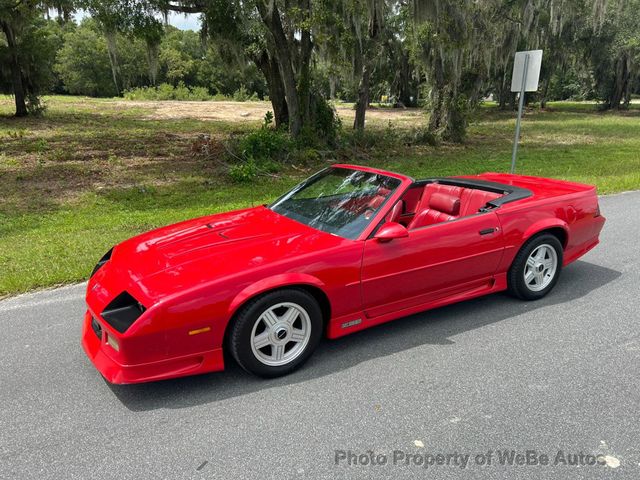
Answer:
[326, 273, 507, 339]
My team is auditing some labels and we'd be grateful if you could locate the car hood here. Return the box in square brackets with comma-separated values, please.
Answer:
[110, 206, 346, 299]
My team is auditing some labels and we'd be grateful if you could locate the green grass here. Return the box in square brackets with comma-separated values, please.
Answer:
[1, 95, 639, 297]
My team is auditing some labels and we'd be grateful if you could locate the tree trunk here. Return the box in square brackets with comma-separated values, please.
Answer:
[256, 1, 302, 136]
[354, 60, 371, 131]
[429, 80, 466, 142]
[253, 50, 289, 128]
[299, 0, 312, 124]
[497, 72, 508, 110]
[329, 75, 337, 100]
[145, 39, 160, 86]
[104, 30, 121, 95]
[397, 51, 414, 107]
[1, 21, 28, 117]
[610, 55, 630, 109]
[540, 75, 550, 109]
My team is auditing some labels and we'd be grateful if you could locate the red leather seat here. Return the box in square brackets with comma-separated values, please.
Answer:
[459, 189, 502, 216]
[404, 183, 503, 230]
[366, 187, 392, 211]
[409, 192, 460, 229]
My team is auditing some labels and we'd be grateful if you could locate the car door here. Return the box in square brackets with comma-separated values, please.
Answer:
[361, 212, 504, 318]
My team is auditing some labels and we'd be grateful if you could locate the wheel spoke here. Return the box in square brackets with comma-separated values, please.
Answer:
[535, 247, 547, 262]
[289, 329, 306, 343]
[524, 269, 535, 284]
[272, 344, 285, 361]
[526, 256, 537, 268]
[280, 307, 299, 326]
[261, 309, 279, 327]
[253, 332, 271, 349]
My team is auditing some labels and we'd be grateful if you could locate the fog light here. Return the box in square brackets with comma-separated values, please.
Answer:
[106, 333, 120, 351]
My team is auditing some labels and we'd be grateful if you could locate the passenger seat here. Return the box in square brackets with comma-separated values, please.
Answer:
[408, 192, 460, 229]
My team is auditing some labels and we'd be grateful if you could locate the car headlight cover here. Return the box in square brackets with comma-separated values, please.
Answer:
[91, 247, 113, 277]
[101, 291, 146, 333]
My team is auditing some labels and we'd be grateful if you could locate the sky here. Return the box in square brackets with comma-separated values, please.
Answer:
[163, 12, 201, 31]
[71, 10, 201, 31]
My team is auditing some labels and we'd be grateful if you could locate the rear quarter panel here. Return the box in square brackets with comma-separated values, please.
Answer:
[495, 188, 604, 273]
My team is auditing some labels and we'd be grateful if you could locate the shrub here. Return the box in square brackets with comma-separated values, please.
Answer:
[238, 128, 292, 163]
[231, 85, 261, 102]
[404, 126, 438, 146]
[123, 83, 214, 101]
[225, 125, 294, 182]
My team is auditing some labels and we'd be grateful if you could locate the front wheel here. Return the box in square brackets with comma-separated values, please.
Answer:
[229, 289, 323, 377]
[508, 233, 563, 300]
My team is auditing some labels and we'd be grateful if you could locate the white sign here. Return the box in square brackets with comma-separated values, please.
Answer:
[511, 50, 543, 92]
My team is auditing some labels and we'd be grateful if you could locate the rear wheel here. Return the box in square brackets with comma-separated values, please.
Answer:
[229, 289, 323, 377]
[508, 233, 563, 300]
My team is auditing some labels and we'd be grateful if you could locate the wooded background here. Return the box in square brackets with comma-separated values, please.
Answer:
[2, 0, 639, 142]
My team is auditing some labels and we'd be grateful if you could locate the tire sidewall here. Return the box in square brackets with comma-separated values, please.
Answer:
[230, 289, 323, 377]
[510, 233, 563, 300]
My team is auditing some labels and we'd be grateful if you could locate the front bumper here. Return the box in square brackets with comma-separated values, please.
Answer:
[81, 311, 225, 384]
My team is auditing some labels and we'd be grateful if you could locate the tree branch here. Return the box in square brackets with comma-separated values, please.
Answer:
[165, 2, 206, 14]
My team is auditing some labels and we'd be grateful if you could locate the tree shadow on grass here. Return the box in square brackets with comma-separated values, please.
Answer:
[107, 260, 621, 412]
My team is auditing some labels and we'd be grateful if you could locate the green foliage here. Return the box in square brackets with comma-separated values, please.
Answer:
[226, 126, 293, 181]
[123, 82, 213, 101]
[309, 94, 342, 145]
[232, 85, 259, 102]
[51, 20, 266, 99]
[0, 16, 62, 112]
[54, 20, 116, 96]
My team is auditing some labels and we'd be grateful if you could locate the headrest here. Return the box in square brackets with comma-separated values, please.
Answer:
[429, 192, 460, 215]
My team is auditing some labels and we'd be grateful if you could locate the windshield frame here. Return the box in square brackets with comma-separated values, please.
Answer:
[268, 165, 412, 241]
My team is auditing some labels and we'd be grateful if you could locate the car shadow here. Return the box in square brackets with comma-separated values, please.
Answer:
[108, 260, 621, 411]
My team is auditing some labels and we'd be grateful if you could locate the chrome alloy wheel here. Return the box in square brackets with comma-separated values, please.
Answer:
[524, 244, 558, 292]
[250, 302, 312, 366]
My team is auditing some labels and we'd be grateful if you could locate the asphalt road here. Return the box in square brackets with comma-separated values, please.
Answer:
[1, 191, 639, 480]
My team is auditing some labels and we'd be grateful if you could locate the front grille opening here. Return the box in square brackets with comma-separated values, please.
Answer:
[101, 291, 146, 334]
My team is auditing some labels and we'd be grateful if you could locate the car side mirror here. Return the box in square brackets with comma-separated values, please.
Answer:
[374, 222, 409, 242]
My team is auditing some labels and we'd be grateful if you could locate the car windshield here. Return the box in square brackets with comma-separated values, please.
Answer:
[270, 167, 401, 239]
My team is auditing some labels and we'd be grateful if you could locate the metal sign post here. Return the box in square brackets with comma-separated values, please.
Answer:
[510, 50, 543, 174]
[511, 54, 530, 174]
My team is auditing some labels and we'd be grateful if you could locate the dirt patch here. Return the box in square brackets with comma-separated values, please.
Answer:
[114, 100, 427, 126]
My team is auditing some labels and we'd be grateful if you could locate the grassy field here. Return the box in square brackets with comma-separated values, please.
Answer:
[1, 95, 639, 297]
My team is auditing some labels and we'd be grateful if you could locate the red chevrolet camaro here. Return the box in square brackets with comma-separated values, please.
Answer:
[82, 164, 605, 383]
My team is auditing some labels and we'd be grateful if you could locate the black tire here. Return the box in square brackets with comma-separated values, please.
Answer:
[507, 233, 563, 300]
[229, 288, 323, 378]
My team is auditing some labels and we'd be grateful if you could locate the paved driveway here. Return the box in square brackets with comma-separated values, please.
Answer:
[1, 191, 638, 479]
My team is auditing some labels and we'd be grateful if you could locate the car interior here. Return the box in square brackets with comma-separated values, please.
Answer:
[383, 182, 506, 230]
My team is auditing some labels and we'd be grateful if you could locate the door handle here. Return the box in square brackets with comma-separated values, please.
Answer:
[479, 227, 498, 236]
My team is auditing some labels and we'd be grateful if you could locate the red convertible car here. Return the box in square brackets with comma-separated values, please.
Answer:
[82, 164, 605, 383]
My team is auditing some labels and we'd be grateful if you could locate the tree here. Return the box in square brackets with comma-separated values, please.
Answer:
[587, 0, 640, 108]
[83, 0, 129, 95]
[159, 0, 338, 137]
[350, 0, 387, 131]
[54, 20, 117, 96]
[410, 0, 493, 141]
[0, 0, 72, 116]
